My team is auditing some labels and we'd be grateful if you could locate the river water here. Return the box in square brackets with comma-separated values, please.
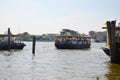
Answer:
[0, 42, 120, 80]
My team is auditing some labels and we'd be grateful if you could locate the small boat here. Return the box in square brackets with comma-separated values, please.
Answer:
[0, 28, 26, 50]
[54, 35, 91, 49]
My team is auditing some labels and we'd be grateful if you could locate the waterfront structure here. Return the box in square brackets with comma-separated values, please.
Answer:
[89, 30, 107, 42]
[102, 21, 120, 63]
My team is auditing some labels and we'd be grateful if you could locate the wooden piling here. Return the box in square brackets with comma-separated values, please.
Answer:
[32, 36, 36, 54]
[8, 28, 11, 51]
[110, 21, 117, 62]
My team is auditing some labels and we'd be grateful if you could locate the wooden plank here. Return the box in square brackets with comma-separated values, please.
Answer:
[106, 21, 111, 49]
[102, 26, 120, 30]
[0, 34, 19, 37]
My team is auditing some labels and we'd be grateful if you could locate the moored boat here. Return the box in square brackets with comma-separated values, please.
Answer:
[0, 28, 26, 50]
[0, 41, 26, 50]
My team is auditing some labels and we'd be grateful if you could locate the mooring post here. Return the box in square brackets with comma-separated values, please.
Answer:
[32, 36, 36, 55]
[8, 28, 11, 51]
[110, 21, 117, 62]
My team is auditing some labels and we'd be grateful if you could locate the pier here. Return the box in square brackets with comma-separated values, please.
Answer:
[102, 20, 120, 63]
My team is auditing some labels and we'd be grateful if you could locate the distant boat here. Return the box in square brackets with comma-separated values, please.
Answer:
[54, 35, 91, 49]
[0, 28, 26, 51]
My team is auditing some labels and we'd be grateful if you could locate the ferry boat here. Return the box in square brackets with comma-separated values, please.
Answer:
[54, 35, 91, 49]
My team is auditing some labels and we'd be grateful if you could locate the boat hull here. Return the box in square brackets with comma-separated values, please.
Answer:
[101, 47, 110, 56]
[55, 43, 90, 49]
[0, 43, 26, 50]
[101, 43, 120, 57]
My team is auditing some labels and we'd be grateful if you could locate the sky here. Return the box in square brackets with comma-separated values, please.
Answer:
[0, 0, 120, 35]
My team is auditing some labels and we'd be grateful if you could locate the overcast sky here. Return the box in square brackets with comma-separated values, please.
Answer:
[0, 0, 120, 35]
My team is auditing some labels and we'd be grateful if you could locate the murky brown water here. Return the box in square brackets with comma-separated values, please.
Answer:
[0, 42, 119, 80]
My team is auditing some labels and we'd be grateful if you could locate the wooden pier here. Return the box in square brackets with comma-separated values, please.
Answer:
[102, 20, 120, 63]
